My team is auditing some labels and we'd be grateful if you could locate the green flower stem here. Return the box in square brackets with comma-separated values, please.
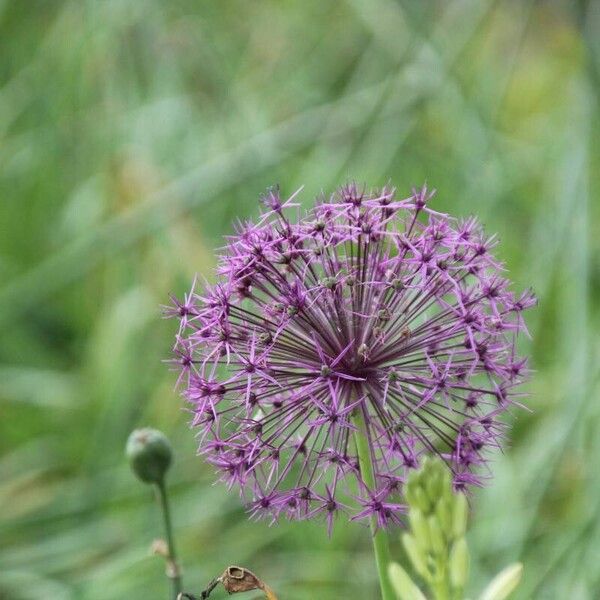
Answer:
[353, 409, 395, 600]
[156, 479, 183, 600]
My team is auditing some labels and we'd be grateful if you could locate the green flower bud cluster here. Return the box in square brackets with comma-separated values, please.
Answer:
[401, 457, 469, 600]
[388, 457, 523, 600]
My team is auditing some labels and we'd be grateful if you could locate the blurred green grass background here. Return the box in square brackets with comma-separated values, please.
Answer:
[0, 1, 598, 598]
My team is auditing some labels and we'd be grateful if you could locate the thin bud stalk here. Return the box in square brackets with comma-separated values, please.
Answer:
[156, 479, 183, 600]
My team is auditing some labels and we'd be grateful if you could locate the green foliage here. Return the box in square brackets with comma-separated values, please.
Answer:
[0, 1, 598, 599]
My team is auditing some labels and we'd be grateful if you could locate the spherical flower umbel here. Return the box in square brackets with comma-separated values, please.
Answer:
[167, 183, 535, 533]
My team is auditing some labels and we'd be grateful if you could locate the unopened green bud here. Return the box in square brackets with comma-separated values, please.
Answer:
[419, 456, 431, 474]
[126, 428, 173, 484]
[402, 533, 429, 580]
[406, 475, 430, 513]
[449, 537, 470, 590]
[408, 507, 430, 551]
[388, 562, 427, 600]
[435, 497, 453, 538]
[440, 463, 452, 493]
[406, 464, 429, 487]
[425, 469, 442, 501]
[407, 464, 423, 487]
[413, 486, 432, 513]
[479, 563, 523, 600]
[321, 276, 337, 290]
[427, 514, 445, 556]
[404, 482, 418, 507]
[452, 492, 469, 539]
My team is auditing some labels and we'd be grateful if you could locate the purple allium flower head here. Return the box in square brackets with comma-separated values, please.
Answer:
[168, 183, 535, 532]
